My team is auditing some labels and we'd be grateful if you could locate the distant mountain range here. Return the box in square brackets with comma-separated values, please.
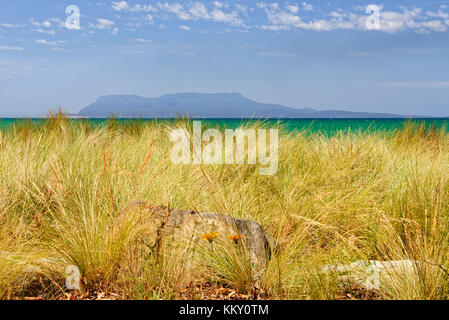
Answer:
[78, 92, 411, 119]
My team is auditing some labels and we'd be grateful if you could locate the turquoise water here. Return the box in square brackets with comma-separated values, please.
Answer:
[1, 118, 448, 136]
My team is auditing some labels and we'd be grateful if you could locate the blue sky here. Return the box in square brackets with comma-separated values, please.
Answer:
[1, 0, 449, 116]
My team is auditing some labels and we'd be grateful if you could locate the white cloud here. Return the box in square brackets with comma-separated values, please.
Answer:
[134, 38, 153, 43]
[35, 39, 65, 47]
[47, 18, 66, 28]
[426, 9, 449, 19]
[0, 45, 24, 51]
[159, 3, 192, 20]
[0, 23, 21, 28]
[90, 18, 115, 30]
[213, 1, 224, 9]
[189, 2, 210, 20]
[113, 1, 157, 13]
[234, 4, 248, 14]
[259, 4, 449, 33]
[379, 8, 448, 33]
[98, 18, 115, 29]
[210, 9, 244, 26]
[379, 9, 421, 33]
[112, 1, 129, 11]
[420, 20, 447, 32]
[286, 5, 299, 14]
[179, 25, 191, 31]
[156, 1, 245, 27]
[29, 18, 65, 32]
[261, 24, 290, 31]
[146, 14, 154, 24]
[302, 2, 313, 12]
[102, 2, 449, 34]
[263, 7, 301, 26]
[130, 4, 158, 12]
[30, 19, 52, 28]
[34, 28, 56, 35]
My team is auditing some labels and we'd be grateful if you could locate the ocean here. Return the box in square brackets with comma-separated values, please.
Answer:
[1, 118, 448, 136]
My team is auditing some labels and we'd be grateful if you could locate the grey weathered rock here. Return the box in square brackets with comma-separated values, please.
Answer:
[119, 201, 273, 279]
[322, 260, 442, 291]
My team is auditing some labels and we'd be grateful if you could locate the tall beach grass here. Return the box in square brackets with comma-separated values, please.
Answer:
[1, 115, 449, 300]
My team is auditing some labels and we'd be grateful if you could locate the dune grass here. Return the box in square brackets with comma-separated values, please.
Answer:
[1, 114, 449, 300]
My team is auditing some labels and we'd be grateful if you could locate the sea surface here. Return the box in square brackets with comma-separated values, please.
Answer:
[1, 118, 448, 136]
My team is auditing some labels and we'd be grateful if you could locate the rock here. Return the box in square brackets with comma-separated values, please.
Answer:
[118, 201, 273, 279]
[322, 260, 441, 291]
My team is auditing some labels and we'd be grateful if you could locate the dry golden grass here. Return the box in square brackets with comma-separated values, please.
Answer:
[1, 115, 449, 300]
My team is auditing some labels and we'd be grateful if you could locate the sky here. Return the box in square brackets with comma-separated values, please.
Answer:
[1, 0, 449, 117]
